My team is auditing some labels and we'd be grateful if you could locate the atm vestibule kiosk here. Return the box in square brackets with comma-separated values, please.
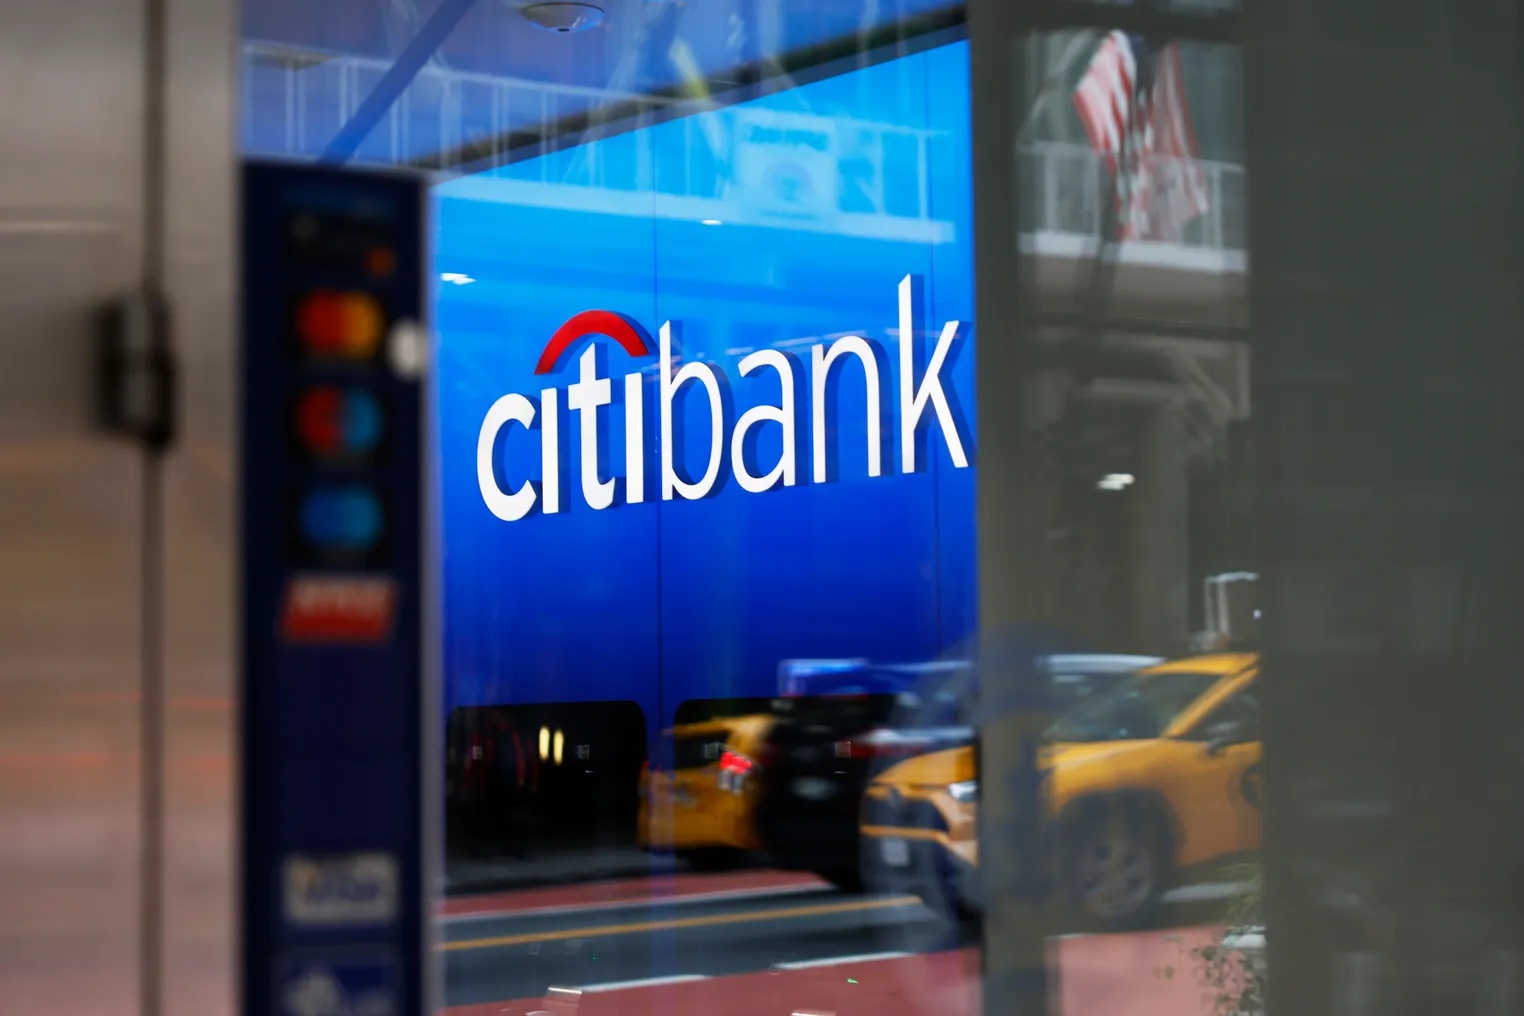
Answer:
[239, 161, 434, 1016]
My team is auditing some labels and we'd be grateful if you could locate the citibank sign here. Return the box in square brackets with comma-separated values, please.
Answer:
[476, 275, 970, 521]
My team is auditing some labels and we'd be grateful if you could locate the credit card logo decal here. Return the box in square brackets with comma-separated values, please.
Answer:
[277, 949, 397, 1016]
[298, 485, 385, 553]
[296, 386, 385, 460]
[282, 852, 399, 927]
[280, 575, 398, 643]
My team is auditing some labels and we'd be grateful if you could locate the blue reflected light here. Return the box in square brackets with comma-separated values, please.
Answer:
[435, 40, 976, 739]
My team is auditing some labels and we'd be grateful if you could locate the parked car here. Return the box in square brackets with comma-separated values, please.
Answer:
[638, 713, 774, 871]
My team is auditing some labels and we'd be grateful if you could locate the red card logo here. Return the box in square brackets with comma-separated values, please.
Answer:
[280, 575, 398, 643]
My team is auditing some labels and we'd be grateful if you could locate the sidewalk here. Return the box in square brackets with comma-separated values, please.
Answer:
[444, 931, 1232, 1016]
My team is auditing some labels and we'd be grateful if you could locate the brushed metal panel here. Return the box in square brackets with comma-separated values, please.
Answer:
[160, 0, 239, 1010]
[0, 1, 147, 1013]
[0, 1, 147, 436]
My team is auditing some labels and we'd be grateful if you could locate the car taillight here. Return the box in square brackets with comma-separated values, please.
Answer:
[717, 750, 754, 792]
[836, 729, 926, 760]
[719, 751, 753, 773]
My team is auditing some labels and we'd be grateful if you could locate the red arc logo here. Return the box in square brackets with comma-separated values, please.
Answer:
[533, 310, 653, 374]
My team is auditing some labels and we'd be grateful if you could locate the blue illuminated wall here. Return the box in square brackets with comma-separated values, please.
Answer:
[435, 39, 974, 743]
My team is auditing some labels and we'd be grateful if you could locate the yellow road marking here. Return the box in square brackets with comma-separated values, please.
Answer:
[440, 894, 923, 953]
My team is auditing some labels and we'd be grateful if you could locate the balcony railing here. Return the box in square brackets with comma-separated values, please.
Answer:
[241, 41, 660, 168]
[242, 41, 1245, 256]
[1020, 143, 1246, 254]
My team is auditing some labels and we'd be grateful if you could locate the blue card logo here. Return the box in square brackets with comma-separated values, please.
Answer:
[278, 950, 397, 1016]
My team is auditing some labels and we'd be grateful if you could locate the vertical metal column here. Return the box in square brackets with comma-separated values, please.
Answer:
[966, 0, 1056, 1010]
[159, 0, 239, 1013]
[139, 3, 171, 1014]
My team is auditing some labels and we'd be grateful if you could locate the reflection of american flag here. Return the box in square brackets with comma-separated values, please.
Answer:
[1072, 32, 1209, 242]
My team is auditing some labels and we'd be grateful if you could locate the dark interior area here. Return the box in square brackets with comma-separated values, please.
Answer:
[445, 700, 647, 859]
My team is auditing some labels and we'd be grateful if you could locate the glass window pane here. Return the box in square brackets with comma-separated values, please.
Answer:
[977, 20, 1257, 1016]
[235, 3, 1253, 1015]
[415, 10, 986, 1016]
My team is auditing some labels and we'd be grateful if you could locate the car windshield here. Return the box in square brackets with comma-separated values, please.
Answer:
[1045, 670, 1226, 743]
[1046, 665, 1147, 713]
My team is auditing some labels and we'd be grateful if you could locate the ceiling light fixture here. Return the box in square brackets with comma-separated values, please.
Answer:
[1097, 472, 1135, 491]
[519, 2, 605, 34]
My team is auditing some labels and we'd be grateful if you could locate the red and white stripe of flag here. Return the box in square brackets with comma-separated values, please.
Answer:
[1072, 31, 1210, 242]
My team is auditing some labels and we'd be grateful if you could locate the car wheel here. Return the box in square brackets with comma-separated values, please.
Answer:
[922, 854, 978, 928]
[822, 866, 864, 893]
[680, 848, 741, 873]
[861, 839, 974, 956]
[1064, 807, 1166, 931]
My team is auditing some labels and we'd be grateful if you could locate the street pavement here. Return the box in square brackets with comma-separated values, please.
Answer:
[439, 870, 1229, 1015]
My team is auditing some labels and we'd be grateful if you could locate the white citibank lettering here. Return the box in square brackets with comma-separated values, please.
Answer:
[477, 275, 969, 522]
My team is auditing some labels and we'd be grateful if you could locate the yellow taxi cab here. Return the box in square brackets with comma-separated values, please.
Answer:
[638, 713, 773, 871]
[860, 653, 1261, 928]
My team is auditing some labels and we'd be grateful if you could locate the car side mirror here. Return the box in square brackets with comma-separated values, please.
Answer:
[1204, 721, 1250, 755]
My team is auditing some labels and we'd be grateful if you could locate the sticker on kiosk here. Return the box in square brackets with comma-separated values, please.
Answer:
[282, 851, 399, 927]
[276, 948, 398, 1016]
[290, 385, 386, 464]
[288, 483, 390, 568]
[291, 290, 387, 363]
[280, 574, 398, 644]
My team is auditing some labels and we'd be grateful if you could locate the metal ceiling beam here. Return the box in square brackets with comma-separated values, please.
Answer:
[320, 0, 481, 165]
